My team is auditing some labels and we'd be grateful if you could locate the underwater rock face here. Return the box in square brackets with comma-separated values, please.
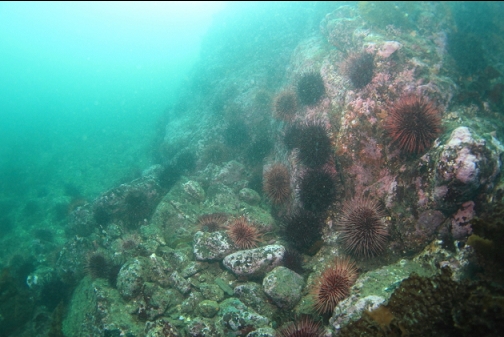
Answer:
[246, 327, 276, 337]
[238, 187, 261, 205]
[215, 160, 247, 189]
[234, 282, 278, 319]
[434, 127, 500, 213]
[67, 172, 164, 236]
[183, 180, 206, 202]
[320, 5, 362, 52]
[63, 277, 143, 337]
[193, 231, 235, 261]
[217, 298, 270, 332]
[116, 257, 149, 300]
[187, 317, 218, 337]
[262, 266, 304, 309]
[26, 266, 56, 291]
[223, 244, 285, 277]
[56, 235, 94, 284]
[145, 318, 180, 337]
[142, 282, 181, 320]
[198, 300, 220, 318]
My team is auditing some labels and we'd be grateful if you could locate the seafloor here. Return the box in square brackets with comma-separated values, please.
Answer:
[2, 2, 504, 337]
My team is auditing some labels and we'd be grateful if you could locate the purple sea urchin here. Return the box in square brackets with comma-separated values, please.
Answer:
[299, 168, 337, 212]
[274, 90, 298, 121]
[86, 252, 109, 279]
[344, 52, 374, 89]
[337, 197, 388, 258]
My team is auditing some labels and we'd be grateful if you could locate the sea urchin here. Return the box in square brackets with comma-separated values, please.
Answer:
[312, 257, 358, 314]
[384, 94, 442, 154]
[197, 213, 228, 232]
[297, 73, 326, 106]
[227, 217, 261, 250]
[274, 90, 298, 121]
[337, 197, 388, 258]
[344, 52, 374, 89]
[298, 168, 337, 212]
[277, 317, 324, 337]
[264, 164, 291, 205]
[86, 252, 109, 279]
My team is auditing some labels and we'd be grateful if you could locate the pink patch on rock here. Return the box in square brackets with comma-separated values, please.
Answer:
[451, 201, 475, 240]
[377, 41, 402, 58]
[455, 147, 479, 184]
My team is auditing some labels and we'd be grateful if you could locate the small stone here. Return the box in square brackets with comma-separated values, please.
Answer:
[223, 245, 285, 277]
[262, 266, 304, 309]
[198, 300, 219, 318]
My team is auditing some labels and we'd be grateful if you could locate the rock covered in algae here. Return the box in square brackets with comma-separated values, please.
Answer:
[234, 282, 278, 319]
[217, 298, 270, 332]
[116, 257, 149, 300]
[223, 244, 285, 277]
[63, 277, 144, 337]
[198, 300, 220, 318]
[262, 266, 304, 309]
[193, 230, 235, 261]
[435, 126, 500, 213]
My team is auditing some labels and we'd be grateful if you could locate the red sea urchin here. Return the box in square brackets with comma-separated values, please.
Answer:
[227, 217, 261, 250]
[337, 197, 388, 258]
[197, 212, 228, 232]
[264, 164, 291, 205]
[384, 94, 442, 154]
[344, 52, 374, 89]
[312, 257, 358, 314]
[278, 317, 324, 337]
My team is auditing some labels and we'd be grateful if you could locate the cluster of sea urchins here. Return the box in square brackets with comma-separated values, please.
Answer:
[291, 121, 333, 168]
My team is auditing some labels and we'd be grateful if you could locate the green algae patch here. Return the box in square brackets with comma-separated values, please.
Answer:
[359, 259, 436, 298]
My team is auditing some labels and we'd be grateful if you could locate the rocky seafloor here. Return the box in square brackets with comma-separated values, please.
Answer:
[3, 2, 504, 337]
